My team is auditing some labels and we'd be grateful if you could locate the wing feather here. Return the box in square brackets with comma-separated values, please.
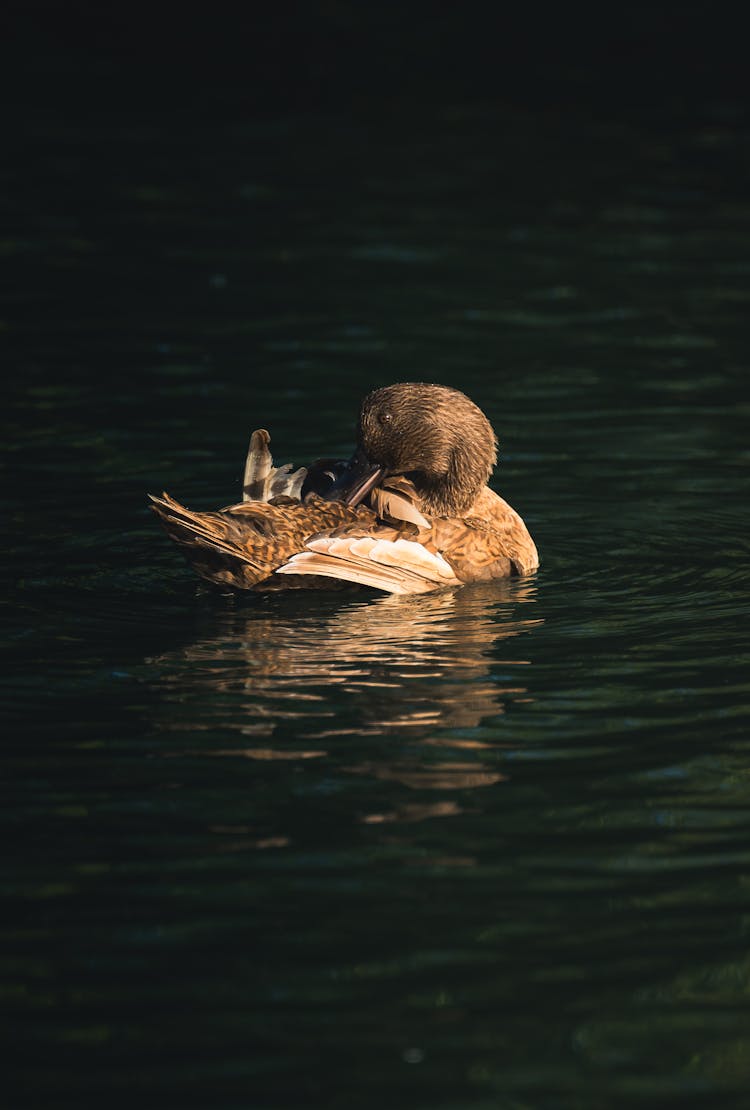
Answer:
[242, 428, 307, 502]
[276, 535, 460, 594]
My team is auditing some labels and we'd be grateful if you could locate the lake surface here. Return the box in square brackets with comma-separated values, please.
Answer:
[4, 93, 750, 1108]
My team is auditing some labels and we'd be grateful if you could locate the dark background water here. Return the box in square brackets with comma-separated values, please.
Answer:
[3, 5, 750, 1107]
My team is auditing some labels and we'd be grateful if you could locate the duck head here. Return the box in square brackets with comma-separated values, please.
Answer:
[328, 382, 498, 516]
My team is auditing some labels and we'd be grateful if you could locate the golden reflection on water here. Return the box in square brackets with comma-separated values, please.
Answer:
[153, 581, 540, 730]
[150, 580, 541, 820]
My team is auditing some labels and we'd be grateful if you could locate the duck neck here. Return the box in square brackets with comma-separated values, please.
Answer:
[416, 450, 481, 517]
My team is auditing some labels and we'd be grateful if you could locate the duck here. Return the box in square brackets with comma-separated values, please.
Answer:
[149, 382, 539, 595]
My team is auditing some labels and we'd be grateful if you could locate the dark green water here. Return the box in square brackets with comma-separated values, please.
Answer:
[4, 98, 750, 1108]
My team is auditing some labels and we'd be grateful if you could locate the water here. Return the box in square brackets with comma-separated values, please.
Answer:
[4, 91, 750, 1108]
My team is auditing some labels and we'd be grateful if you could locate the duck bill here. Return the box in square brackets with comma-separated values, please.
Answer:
[326, 447, 385, 506]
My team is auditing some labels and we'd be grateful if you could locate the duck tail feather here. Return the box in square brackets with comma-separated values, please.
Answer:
[148, 493, 234, 551]
[148, 492, 269, 587]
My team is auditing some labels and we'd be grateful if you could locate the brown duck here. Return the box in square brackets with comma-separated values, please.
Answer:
[149, 382, 539, 594]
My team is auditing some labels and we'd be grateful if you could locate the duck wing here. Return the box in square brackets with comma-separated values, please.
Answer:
[277, 483, 538, 593]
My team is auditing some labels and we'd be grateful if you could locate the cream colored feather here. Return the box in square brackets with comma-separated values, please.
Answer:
[276, 536, 460, 594]
[242, 429, 307, 502]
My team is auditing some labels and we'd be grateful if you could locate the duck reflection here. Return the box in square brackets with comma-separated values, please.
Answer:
[149, 580, 541, 811]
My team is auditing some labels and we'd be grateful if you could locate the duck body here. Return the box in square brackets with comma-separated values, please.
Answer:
[149, 383, 538, 595]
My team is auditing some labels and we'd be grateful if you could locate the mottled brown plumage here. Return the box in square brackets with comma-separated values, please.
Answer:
[149, 382, 539, 594]
[149, 491, 374, 590]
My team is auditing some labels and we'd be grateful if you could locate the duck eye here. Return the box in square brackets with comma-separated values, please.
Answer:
[378, 411, 392, 426]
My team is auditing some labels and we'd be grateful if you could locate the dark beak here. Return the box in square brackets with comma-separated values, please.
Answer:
[325, 446, 385, 506]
